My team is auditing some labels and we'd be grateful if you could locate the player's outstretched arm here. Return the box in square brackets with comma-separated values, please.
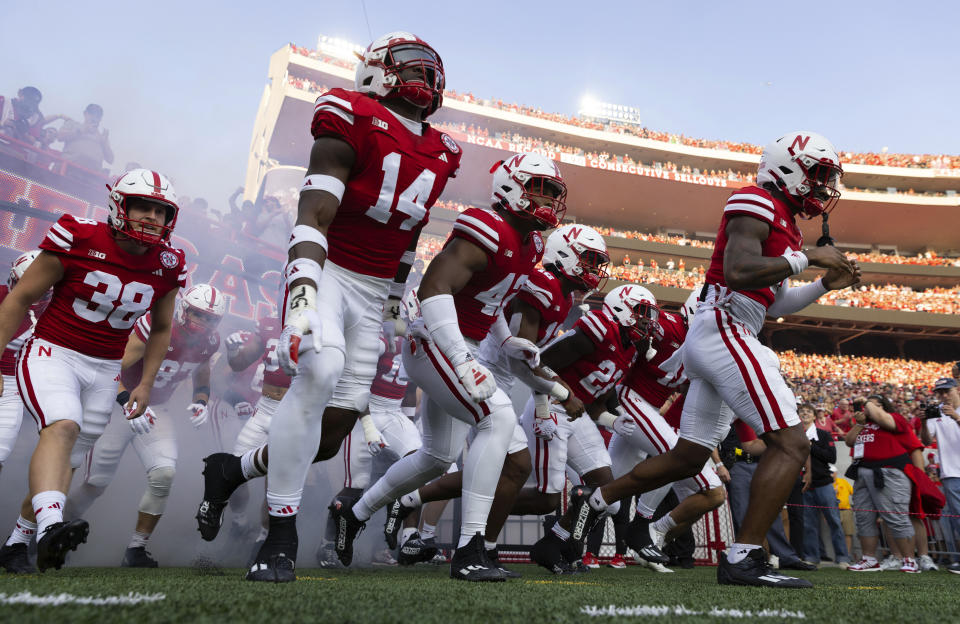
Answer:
[540, 329, 595, 373]
[128, 288, 178, 417]
[225, 330, 264, 371]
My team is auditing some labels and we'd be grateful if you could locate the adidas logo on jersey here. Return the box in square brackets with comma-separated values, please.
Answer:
[153, 269, 163, 276]
[438, 153, 448, 162]
[372, 117, 388, 130]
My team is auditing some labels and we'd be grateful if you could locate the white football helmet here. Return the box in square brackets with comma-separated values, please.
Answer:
[543, 224, 609, 291]
[175, 284, 226, 334]
[401, 286, 421, 322]
[8, 249, 40, 289]
[491, 152, 566, 229]
[106, 168, 179, 245]
[756, 131, 843, 218]
[603, 284, 659, 344]
[680, 286, 701, 328]
[354, 31, 445, 118]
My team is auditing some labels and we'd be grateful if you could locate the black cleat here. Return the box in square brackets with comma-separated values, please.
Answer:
[398, 532, 439, 566]
[624, 516, 669, 565]
[121, 546, 159, 568]
[246, 553, 296, 583]
[779, 559, 818, 571]
[0, 543, 37, 574]
[36, 520, 88, 572]
[383, 499, 415, 550]
[717, 548, 813, 588]
[328, 498, 365, 567]
[449, 533, 505, 582]
[530, 532, 576, 575]
[196, 453, 246, 541]
[568, 486, 602, 544]
[246, 517, 298, 583]
[487, 547, 521, 579]
[316, 542, 343, 569]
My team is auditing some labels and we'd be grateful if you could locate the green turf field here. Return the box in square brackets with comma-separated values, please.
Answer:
[0, 565, 954, 624]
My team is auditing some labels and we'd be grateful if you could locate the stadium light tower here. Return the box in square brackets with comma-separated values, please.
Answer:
[578, 95, 643, 128]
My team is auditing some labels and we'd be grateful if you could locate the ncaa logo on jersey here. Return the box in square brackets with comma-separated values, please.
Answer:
[441, 134, 460, 154]
[159, 250, 180, 269]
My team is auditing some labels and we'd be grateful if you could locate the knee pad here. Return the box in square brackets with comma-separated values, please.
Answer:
[299, 347, 347, 393]
[416, 448, 457, 478]
[138, 466, 176, 515]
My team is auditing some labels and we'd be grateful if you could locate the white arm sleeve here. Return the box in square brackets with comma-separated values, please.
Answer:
[766, 278, 828, 317]
[488, 313, 511, 346]
[420, 294, 470, 365]
[508, 357, 567, 397]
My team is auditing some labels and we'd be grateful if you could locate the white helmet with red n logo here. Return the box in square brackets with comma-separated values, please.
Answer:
[756, 131, 843, 219]
[8, 249, 41, 289]
[106, 168, 179, 245]
[354, 31, 445, 118]
[603, 284, 659, 344]
[491, 152, 567, 229]
[175, 283, 226, 334]
[543, 224, 609, 291]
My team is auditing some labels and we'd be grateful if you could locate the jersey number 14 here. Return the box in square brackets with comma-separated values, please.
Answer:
[365, 152, 437, 231]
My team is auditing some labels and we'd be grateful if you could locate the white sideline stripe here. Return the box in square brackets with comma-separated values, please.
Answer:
[315, 93, 353, 111]
[315, 105, 354, 125]
[727, 193, 774, 209]
[580, 605, 806, 619]
[456, 214, 500, 242]
[0, 591, 166, 606]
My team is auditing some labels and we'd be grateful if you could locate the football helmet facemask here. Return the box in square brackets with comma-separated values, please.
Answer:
[106, 168, 179, 245]
[756, 131, 843, 219]
[354, 31, 445, 118]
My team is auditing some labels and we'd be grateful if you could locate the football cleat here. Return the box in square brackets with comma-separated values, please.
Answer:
[372, 548, 398, 567]
[568, 486, 602, 543]
[947, 562, 960, 575]
[328, 498, 365, 567]
[246, 521, 298, 583]
[383, 499, 415, 550]
[638, 558, 675, 574]
[624, 515, 669, 564]
[607, 553, 627, 569]
[717, 548, 812, 588]
[487, 547, 521, 579]
[0, 542, 37, 574]
[316, 542, 343, 569]
[36, 520, 89, 572]
[530, 532, 576, 575]
[121, 546, 159, 568]
[581, 552, 600, 569]
[246, 553, 296, 583]
[398, 532, 439, 566]
[196, 453, 246, 541]
[449, 533, 505, 582]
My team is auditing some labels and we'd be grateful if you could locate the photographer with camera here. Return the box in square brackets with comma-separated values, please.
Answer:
[920, 377, 960, 574]
[845, 395, 923, 573]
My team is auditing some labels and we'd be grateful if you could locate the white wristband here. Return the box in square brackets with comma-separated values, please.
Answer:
[548, 382, 570, 402]
[301, 174, 345, 202]
[360, 414, 381, 442]
[597, 411, 617, 428]
[781, 249, 809, 275]
[288, 225, 328, 254]
[401, 406, 416, 419]
[285, 257, 322, 289]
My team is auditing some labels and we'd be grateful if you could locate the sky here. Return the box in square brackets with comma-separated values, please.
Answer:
[3, 0, 957, 207]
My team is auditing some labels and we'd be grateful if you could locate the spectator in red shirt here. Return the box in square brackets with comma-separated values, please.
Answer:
[832, 399, 855, 433]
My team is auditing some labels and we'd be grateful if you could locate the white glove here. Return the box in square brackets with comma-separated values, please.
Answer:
[382, 296, 406, 341]
[533, 396, 558, 441]
[453, 355, 497, 402]
[360, 414, 389, 456]
[127, 404, 157, 435]
[278, 284, 323, 376]
[234, 401, 255, 420]
[598, 410, 637, 437]
[226, 331, 253, 355]
[187, 402, 209, 428]
[501, 336, 540, 368]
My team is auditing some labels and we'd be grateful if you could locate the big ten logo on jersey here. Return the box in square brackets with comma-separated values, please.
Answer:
[476, 273, 529, 316]
[73, 270, 154, 329]
[154, 359, 200, 388]
[580, 360, 624, 397]
[364, 152, 438, 231]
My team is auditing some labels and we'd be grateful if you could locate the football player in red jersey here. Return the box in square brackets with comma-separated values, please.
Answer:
[0, 168, 185, 572]
[571, 132, 861, 588]
[64, 284, 224, 568]
[383, 224, 609, 575]
[197, 33, 459, 582]
[331, 152, 565, 582]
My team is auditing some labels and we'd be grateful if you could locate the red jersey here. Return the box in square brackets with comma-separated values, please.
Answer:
[663, 394, 684, 429]
[448, 208, 544, 341]
[255, 316, 290, 390]
[35, 214, 185, 359]
[370, 335, 407, 401]
[621, 310, 687, 408]
[310, 88, 461, 278]
[0, 285, 48, 376]
[121, 314, 220, 405]
[560, 310, 638, 404]
[854, 412, 923, 462]
[705, 186, 803, 309]
[514, 268, 573, 347]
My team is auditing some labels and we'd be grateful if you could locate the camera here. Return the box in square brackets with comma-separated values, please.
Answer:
[852, 398, 866, 412]
[923, 402, 942, 420]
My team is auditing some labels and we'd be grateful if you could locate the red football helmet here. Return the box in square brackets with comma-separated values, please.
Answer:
[354, 31, 445, 118]
[106, 168, 179, 245]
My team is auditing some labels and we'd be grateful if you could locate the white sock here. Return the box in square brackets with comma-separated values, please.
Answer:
[5, 515, 37, 546]
[420, 522, 437, 541]
[129, 531, 150, 549]
[401, 527, 417, 545]
[265, 490, 301, 518]
[32, 491, 66, 538]
[240, 448, 266, 480]
[457, 534, 475, 549]
[726, 542, 760, 564]
[484, 540, 497, 551]
[400, 490, 422, 508]
[652, 513, 677, 535]
[551, 523, 571, 541]
[589, 488, 609, 512]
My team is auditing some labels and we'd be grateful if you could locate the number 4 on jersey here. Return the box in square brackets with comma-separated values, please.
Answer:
[365, 152, 437, 231]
